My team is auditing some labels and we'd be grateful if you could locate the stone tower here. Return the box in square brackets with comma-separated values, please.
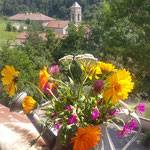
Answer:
[70, 2, 82, 25]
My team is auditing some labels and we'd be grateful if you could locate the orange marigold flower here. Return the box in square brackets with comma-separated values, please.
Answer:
[39, 66, 50, 89]
[104, 69, 134, 104]
[71, 126, 101, 150]
[22, 96, 36, 114]
[1, 65, 19, 97]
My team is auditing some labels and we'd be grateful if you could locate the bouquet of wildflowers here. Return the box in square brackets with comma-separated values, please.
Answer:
[1, 54, 146, 150]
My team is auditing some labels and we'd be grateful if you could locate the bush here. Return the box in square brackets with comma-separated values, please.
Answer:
[142, 130, 150, 148]
[12, 26, 17, 32]
[6, 22, 12, 31]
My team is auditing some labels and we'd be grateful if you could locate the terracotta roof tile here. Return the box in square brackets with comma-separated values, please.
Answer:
[0, 104, 30, 123]
[16, 32, 28, 40]
[9, 13, 55, 21]
[46, 20, 70, 29]
[16, 32, 67, 41]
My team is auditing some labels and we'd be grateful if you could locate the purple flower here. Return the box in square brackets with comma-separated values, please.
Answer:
[66, 106, 72, 110]
[116, 119, 138, 138]
[92, 109, 99, 120]
[97, 98, 103, 105]
[68, 114, 77, 124]
[31, 120, 36, 124]
[54, 122, 60, 130]
[130, 119, 138, 130]
[117, 124, 130, 138]
[44, 82, 57, 96]
[137, 102, 146, 116]
[51, 113, 57, 118]
[49, 65, 60, 76]
[109, 109, 119, 116]
[92, 80, 105, 94]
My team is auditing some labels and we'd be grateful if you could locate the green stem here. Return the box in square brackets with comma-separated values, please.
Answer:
[119, 100, 133, 112]
[47, 88, 58, 101]
[68, 64, 74, 80]
[30, 126, 47, 147]
[111, 120, 122, 130]
[24, 81, 50, 102]
[51, 78, 70, 91]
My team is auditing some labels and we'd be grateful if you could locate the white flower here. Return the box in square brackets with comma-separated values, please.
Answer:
[59, 55, 74, 65]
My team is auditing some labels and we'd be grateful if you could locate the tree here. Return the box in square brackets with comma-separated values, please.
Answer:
[89, 0, 150, 99]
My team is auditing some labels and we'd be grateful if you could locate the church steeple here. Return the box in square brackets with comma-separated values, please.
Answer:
[70, 2, 82, 25]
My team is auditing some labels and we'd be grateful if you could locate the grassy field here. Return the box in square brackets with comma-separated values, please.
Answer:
[0, 19, 20, 44]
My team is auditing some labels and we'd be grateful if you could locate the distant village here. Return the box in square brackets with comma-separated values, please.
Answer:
[8, 2, 84, 46]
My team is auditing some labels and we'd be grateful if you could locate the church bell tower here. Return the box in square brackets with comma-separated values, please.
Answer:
[71, 2, 82, 25]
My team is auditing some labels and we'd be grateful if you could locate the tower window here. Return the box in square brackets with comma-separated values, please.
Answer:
[78, 14, 80, 21]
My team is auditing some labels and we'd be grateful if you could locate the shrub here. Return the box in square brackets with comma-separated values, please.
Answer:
[142, 130, 150, 148]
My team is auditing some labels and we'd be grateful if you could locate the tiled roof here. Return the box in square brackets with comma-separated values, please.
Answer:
[0, 104, 30, 123]
[0, 104, 49, 149]
[46, 20, 70, 29]
[16, 32, 28, 40]
[16, 32, 67, 41]
[9, 13, 55, 21]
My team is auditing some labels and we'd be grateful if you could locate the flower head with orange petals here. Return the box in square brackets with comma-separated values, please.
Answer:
[22, 96, 36, 114]
[1, 65, 19, 97]
[39, 66, 50, 89]
[71, 126, 101, 150]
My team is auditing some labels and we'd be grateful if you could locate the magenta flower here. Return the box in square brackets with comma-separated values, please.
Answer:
[97, 98, 103, 105]
[130, 119, 138, 130]
[109, 109, 119, 116]
[116, 124, 130, 138]
[68, 114, 77, 124]
[54, 122, 60, 130]
[44, 82, 57, 96]
[92, 109, 99, 120]
[117, 119, 138, 138]
[137, 102, 146, 116]
[49, 65, 60, 76]
[66, 106, 72, 110]
[51, 113, 57, 118]
[92, 80, 105, 94]
[31, 120, 36, 124]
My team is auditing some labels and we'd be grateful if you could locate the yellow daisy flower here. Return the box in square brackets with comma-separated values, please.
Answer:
[22, 96, 36, 114]
[1, 65, 19, 97]
[71, 126, 101, 150]
[95, 61, 116, 75]
[104, 69, 134, 104]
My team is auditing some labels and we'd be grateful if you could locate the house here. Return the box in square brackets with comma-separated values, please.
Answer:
[9, 12, 55, 24]
[16, 32, 67, 45]
[46, 20, 70, 35]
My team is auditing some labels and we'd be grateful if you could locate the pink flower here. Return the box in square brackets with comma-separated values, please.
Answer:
[97, 98, 103, 105]
[92, 80, 105, 94]
[68, 115, 77, 124]
[130, 119, 138, 130]
[137, 102, 146, 116]
[51, 113, 57, 118]
[92, 109, 99, 120]
[109, 109, 119, 116]
[66, 106, 72, 110]
[44, 82, 57, 96]
[49, 65, 60, 76]
[54, 122, 60, 130]
[117, 124, 130, 138]
[116, 119, 138, 138]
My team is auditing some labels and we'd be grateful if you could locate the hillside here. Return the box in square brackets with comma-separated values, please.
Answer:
[0, 0, 101, 20]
